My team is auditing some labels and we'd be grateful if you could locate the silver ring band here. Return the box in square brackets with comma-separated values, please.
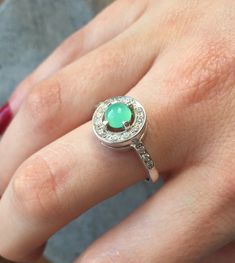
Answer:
[131, 139, 159, 183]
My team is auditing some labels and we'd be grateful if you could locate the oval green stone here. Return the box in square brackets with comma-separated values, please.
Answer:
[105, 103, 132, 129]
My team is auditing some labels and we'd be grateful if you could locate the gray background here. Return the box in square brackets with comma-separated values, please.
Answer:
[0, 1, 161, 262]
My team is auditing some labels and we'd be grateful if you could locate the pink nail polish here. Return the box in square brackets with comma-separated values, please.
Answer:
[0, 102, 13, 135]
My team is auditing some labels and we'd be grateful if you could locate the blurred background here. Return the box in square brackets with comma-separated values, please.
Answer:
[0, 0, 159, 262]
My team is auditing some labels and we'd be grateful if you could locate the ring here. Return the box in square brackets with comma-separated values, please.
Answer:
[92, 96, 159, 183]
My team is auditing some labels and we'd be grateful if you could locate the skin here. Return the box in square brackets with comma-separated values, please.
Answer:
[0, 0, 234, 262]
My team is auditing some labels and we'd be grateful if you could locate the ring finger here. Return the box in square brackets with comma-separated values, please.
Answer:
[0, 15, 159, 194]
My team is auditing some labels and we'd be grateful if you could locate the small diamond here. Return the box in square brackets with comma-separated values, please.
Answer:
[97, 129, 104, 135]
[122, 132, 130, 139]
[133, 126, 139, 132]
[136, 142, 144, 149]
[123, 97, 131, 104]
[97, 113, 103, 118]
[107, 135, 113, 141]
[146, 160, 154, 169]
[97, 122, 104, 128]
[130, 131, 136, 136]
[138, 146, 145, 154]
[137, 117, 143, 123]
[141, 153, 151, 162]
[94, 119, 101, 126]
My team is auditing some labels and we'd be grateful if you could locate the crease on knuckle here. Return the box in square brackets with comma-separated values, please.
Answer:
[59, 28, 86, 58]
[12, 154, 61, 221]
[95, 47, 125, 75]
[25, 78, 63, 132]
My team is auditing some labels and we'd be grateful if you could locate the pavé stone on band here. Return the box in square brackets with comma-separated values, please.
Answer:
[92, 96, 159, 183]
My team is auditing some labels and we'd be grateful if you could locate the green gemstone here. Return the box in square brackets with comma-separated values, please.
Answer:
[105, 103, 132, 129]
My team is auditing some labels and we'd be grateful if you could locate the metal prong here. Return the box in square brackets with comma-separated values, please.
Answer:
[103, 120, 108, 127]
[123, 121, 131, 130]
[128, 103, 134, 109]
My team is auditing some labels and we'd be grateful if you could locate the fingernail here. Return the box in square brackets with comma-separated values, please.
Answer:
[0, 102, 13, 135]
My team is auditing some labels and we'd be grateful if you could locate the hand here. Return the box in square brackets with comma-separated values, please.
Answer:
[0, 0, 235, 262]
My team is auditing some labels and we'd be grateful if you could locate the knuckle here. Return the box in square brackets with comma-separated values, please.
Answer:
[168, 40, 235, 105]
[59, 28, 86, 56]
[25, 78, 63, 132]
[12, 154, 61, 221]
[94, 42, 129, 74]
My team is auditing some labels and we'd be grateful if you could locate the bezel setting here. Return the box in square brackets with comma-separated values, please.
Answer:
[92, 96, 147, 149]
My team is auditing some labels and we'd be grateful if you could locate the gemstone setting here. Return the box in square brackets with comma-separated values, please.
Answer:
[104, 102, 133, 130]
[92, 96, 147, 149]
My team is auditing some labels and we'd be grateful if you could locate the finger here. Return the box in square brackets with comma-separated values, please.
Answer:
[0, 18, 158, 193]
[0, 0, 147, 134]
[75, 165, 235, 263]
[0, 121, 146, 262]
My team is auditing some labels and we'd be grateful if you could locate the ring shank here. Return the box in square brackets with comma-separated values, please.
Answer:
[131, 140, 159, 183]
